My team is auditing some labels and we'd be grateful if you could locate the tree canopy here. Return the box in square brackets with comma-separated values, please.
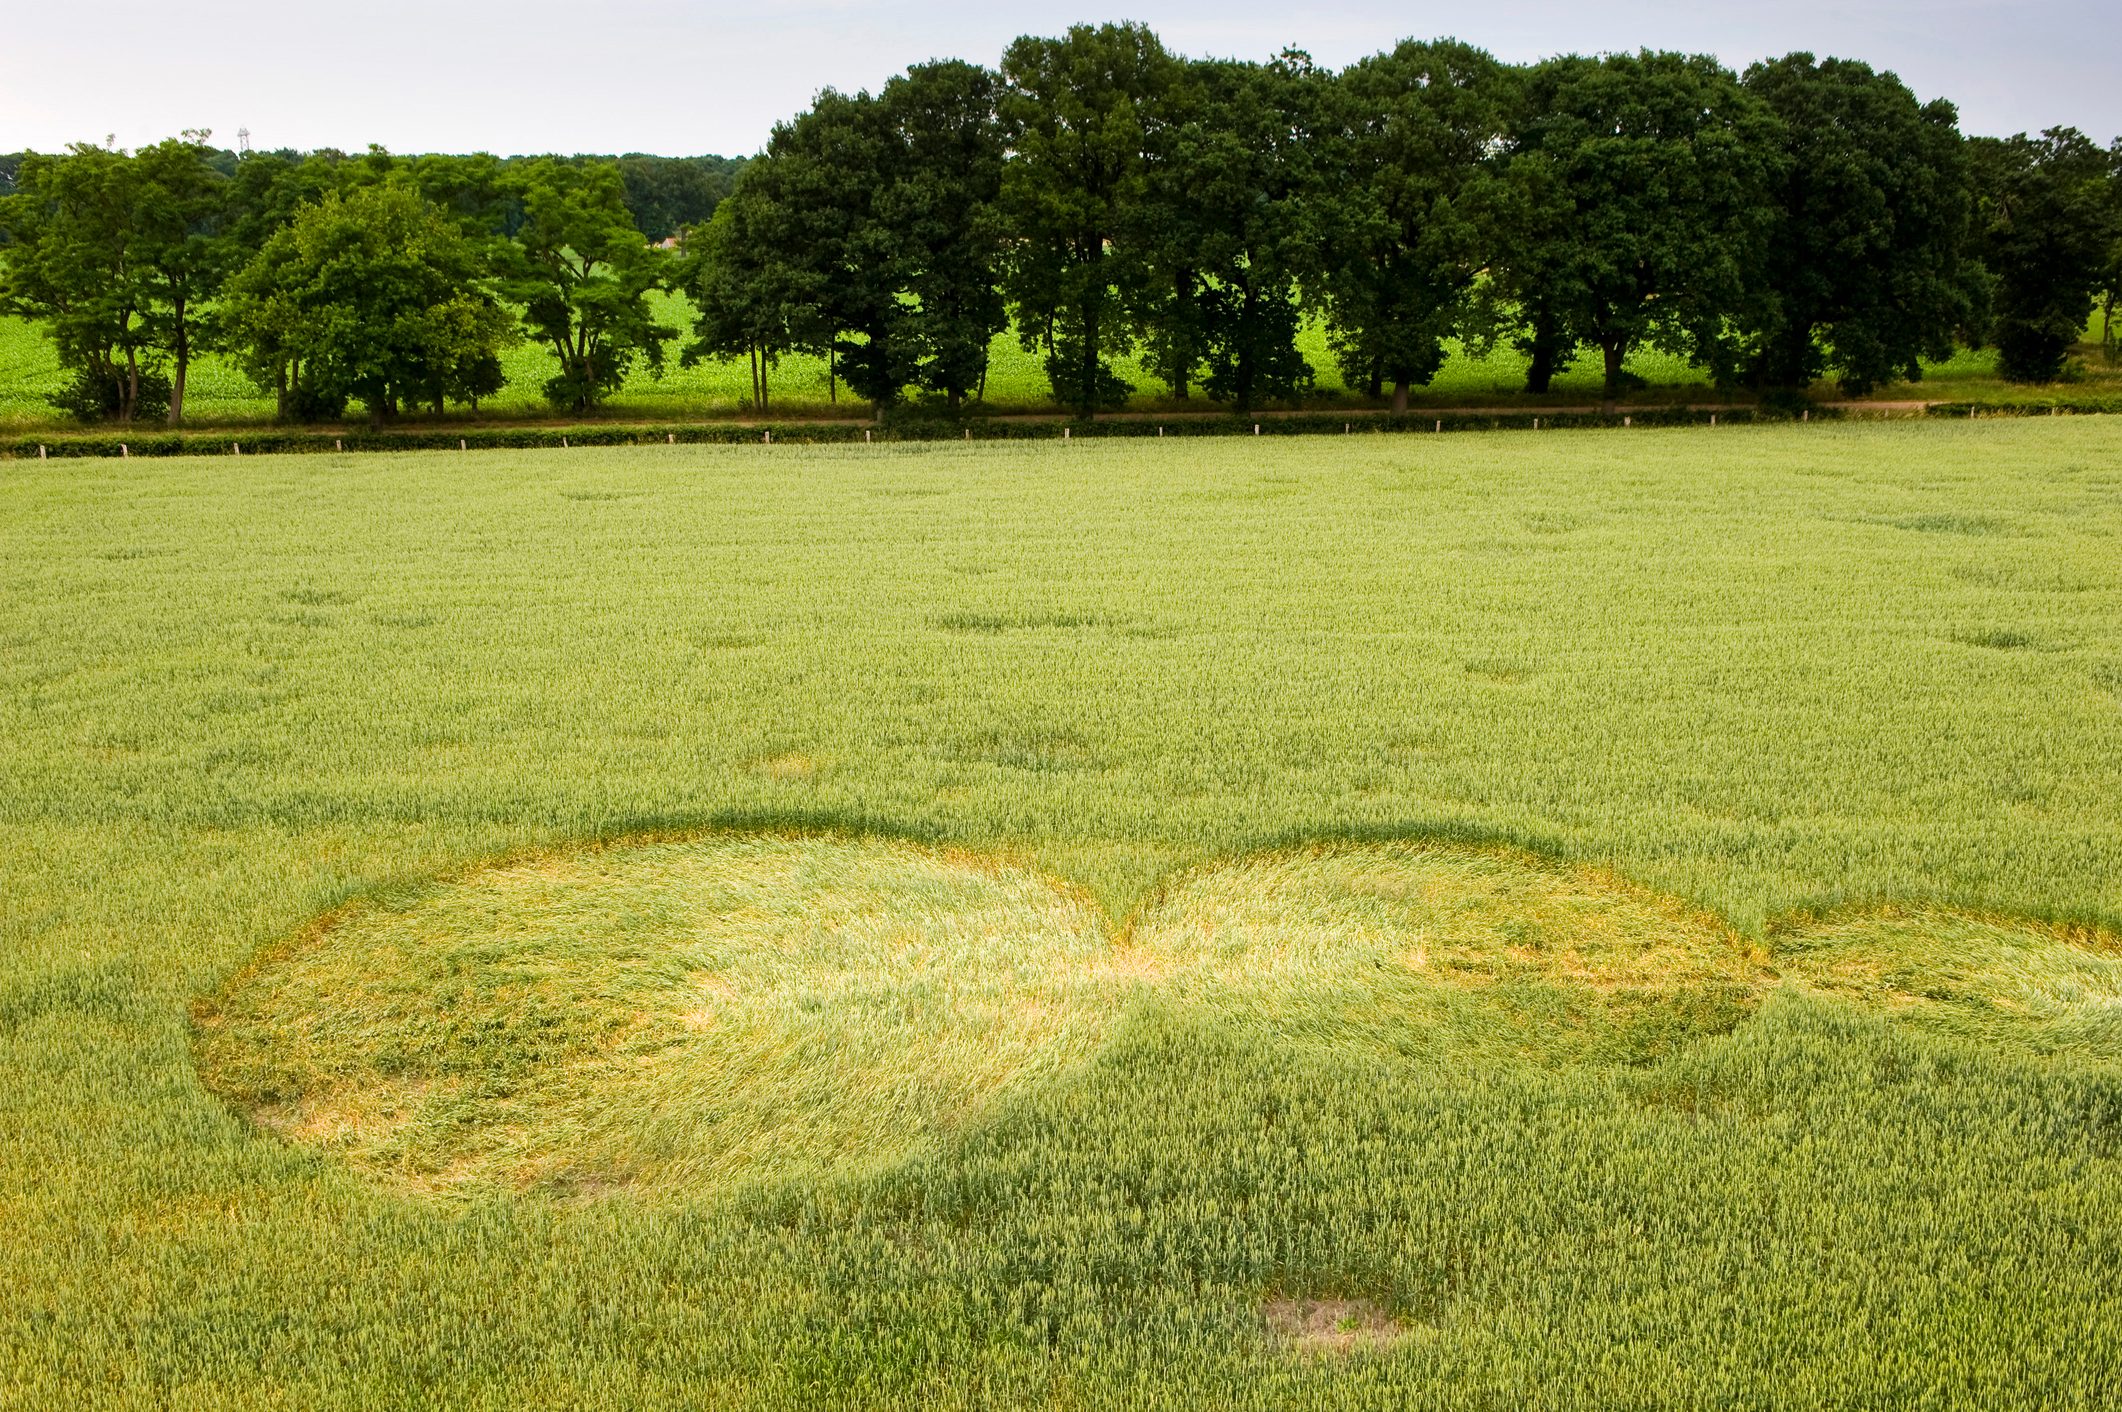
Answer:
[1492, 52, 1781, 411]
[1971, 128, 2115, 382]
[1741, 54, 1980, 395]
[220, 184, 514, 419]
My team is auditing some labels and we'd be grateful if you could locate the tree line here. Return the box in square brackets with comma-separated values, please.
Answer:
[4, 26, 2121, 427]
[0, 144, 740, 423]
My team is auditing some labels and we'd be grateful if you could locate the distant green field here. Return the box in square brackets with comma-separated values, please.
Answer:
[4, 422, 2121, 1406]
[2, 291, 2033, 429]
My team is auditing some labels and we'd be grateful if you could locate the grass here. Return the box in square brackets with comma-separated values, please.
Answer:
[14, 294, 2117, 432]
[4, 420, 2122, 1406]
[0, 294, 1713, 428]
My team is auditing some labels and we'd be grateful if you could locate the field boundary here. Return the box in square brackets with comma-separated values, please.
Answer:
[2, 398, 2113, 459]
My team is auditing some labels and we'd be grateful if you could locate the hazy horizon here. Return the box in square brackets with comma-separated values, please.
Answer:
[6, 1, 2118, 158]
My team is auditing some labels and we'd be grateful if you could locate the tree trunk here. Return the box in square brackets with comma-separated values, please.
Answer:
[1760, 323, 1815, 394]
[828, 342, 837, 404]
[122, 348, 140, 424]
[1525, 345, 1555, 395]
[1235, 301, 1254, 415]
[749, 345, 760, 410]
[1523, 304, 1567, 395]
[1391, 378, 1409, 415]
[1081, 299, 1100, 419]
[1601, 339, 1625, 414]
[168, 305, 188, 426]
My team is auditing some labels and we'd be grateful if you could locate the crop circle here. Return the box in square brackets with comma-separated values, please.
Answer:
[194, 835, 1126, 1198]
[1129, 843, 1776, 1066]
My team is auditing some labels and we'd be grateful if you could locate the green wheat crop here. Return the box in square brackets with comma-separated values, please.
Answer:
[3, 420, 2121, 1407]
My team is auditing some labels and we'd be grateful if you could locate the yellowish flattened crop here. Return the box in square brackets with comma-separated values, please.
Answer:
[1775, 907, 2122, 1054]
[1129, 843, 1775, 1067]
[193, 835, 1128, 1199]
[196, 832, 2122, 1206]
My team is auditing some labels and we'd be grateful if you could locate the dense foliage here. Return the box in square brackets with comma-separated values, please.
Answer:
[218, 185, 514, 419]
[1, 146, 731, 422]
[1491, 52, 1781, 410]
[5, 29, 2122, 424]
[1971, 128, 2117, 382]
[1740, 54, 1981, 396]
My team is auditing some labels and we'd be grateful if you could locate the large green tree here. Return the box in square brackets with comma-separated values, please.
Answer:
[220, 184, 513, 420]
[1317, 40, 1514, 412]
[1135, 54, 1325, 413]
[499, 159, 674, 412]
[0, 136, 231, 424]
[769, 87, 909, 409]
[1740, 54, 1980, 395]
[1969, 128, 2113, 382]
[875, 60, 1009, 409]
[674, 175, 821, 414]
[0, 144, 161, 422]
[677, 62, 1006, 415]
[999, 22, 1178, 414]
[131, 136, 235, 423]
[1494, 52, 1780, 409]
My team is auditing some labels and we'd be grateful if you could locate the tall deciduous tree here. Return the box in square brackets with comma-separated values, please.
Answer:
[999, 22, 1177, 415]
[1318, 40, 1514, 412]
[877, 60, 1009, 409]
[1136, 54, 1325, 413]
[1, 137, 232, 424]
[0, 144, 159, 422]
[674, 176, 819, 414]
[1969, 128, 2113, 383]
[221, 185, 514, 420]
[1493, 52, 1779, 410]
[131, 135, 234, 424]
[500, 159, 674, 412]
[1740, 54, 1980, 396]
[677, 62, 1007, 415]
[771, 88, 908, 409]
[2090, 138, 2122, 361]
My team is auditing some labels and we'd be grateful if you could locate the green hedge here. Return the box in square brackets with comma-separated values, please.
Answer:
[0, 408, 1767, 458]
[4, 400, 2110, 459]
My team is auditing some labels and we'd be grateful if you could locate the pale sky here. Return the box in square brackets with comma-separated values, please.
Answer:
[5, 1, 2117, 157]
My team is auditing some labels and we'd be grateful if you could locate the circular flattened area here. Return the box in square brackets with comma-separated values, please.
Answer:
[1776, 907, 2122, 1054]
[1130, 843, 1774, 1066]
[195, 836, 1124, 1198]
